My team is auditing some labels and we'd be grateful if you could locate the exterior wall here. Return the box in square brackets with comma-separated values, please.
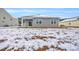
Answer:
[21, 17, 59, 28]
[32, 18, 58, 28]
[58, 20, 79, 27]
[21, 16, 33, 27]
[0, 8, 18, 27]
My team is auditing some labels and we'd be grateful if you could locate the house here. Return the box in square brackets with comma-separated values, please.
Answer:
[58, 17, 79, 27]
[19, 15, 60, 28]
[0, 8, 18, 27]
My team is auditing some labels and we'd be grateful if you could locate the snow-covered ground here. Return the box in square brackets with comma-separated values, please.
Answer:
[0, 27, 79, 51]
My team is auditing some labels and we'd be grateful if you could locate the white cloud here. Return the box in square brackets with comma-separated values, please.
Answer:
[6, 9, 53, 13]
[6, 9, 36, 13]
[6, 8, 79, 14]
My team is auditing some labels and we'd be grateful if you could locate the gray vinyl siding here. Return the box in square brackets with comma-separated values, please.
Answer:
[21, 16, 60, 28]
[0, 8, 18, 27]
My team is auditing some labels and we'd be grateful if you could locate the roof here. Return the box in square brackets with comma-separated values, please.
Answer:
[21, 14, 59, 18]
[3, 8, 17, 18]
[60, 17, 79, 22]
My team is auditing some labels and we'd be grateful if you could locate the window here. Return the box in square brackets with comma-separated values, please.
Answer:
[51, 21, 53, 24]
[36, 20, 42, 24]
[51, 20, 53, 24]
[10, 19, 12, 21]
[69, 22, 71, 25]
[3, 17, 6, 19]
[54, 21, 56, 24]
[39, 21, 42, 24]
[36, 22, 38, 24]
[36, 20, 38, 24]
[53, 20, 56, 24]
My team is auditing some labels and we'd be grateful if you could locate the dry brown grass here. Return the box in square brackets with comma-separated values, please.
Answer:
[35, 46, 49, 51]
[35, 45, 66, 51]
[48, 36, 56, 39]
[0, 39, 8, 43]
[51, 45, 55, 48]
[0, 46, 9, 51]
[56, 47, 66, 51]
[6, 47, 14, 51]
[32, 35, 47, 39]
[13, 48, 24, 51]
[58, 41, 64, 44]
[0, 45, 66, 51]
[32, 35, 56, 39]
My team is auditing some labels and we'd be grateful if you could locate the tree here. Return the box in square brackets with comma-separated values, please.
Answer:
[18, 18, 21, 26]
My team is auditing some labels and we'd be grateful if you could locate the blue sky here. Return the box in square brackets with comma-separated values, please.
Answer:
[5, 8, 79, 18]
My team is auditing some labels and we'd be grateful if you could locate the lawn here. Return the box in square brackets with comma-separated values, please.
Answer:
[0, 27, 79, 51]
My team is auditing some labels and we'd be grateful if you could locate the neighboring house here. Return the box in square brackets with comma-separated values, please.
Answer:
[20, 15, 60, 28]
[58, 17, 79, 27]
[0, 8, 18, 27]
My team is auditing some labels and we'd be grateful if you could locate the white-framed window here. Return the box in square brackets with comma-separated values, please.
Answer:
[51, 20, 53, 24]
[36, 19, 42, 24]
[69, 22, 71, 25]
[3, 17, 6, 19]
[39, 20, 42, 24]
[53, 19, 57, 24]
[10, 19, 12, 21]
[36, 19, 39, 24]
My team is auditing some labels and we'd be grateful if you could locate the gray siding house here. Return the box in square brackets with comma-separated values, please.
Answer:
[0, 8, 18, 27]
[20, 15, 60, 28]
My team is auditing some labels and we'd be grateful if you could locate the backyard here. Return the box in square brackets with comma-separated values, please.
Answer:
[0, 27, 79, 51]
